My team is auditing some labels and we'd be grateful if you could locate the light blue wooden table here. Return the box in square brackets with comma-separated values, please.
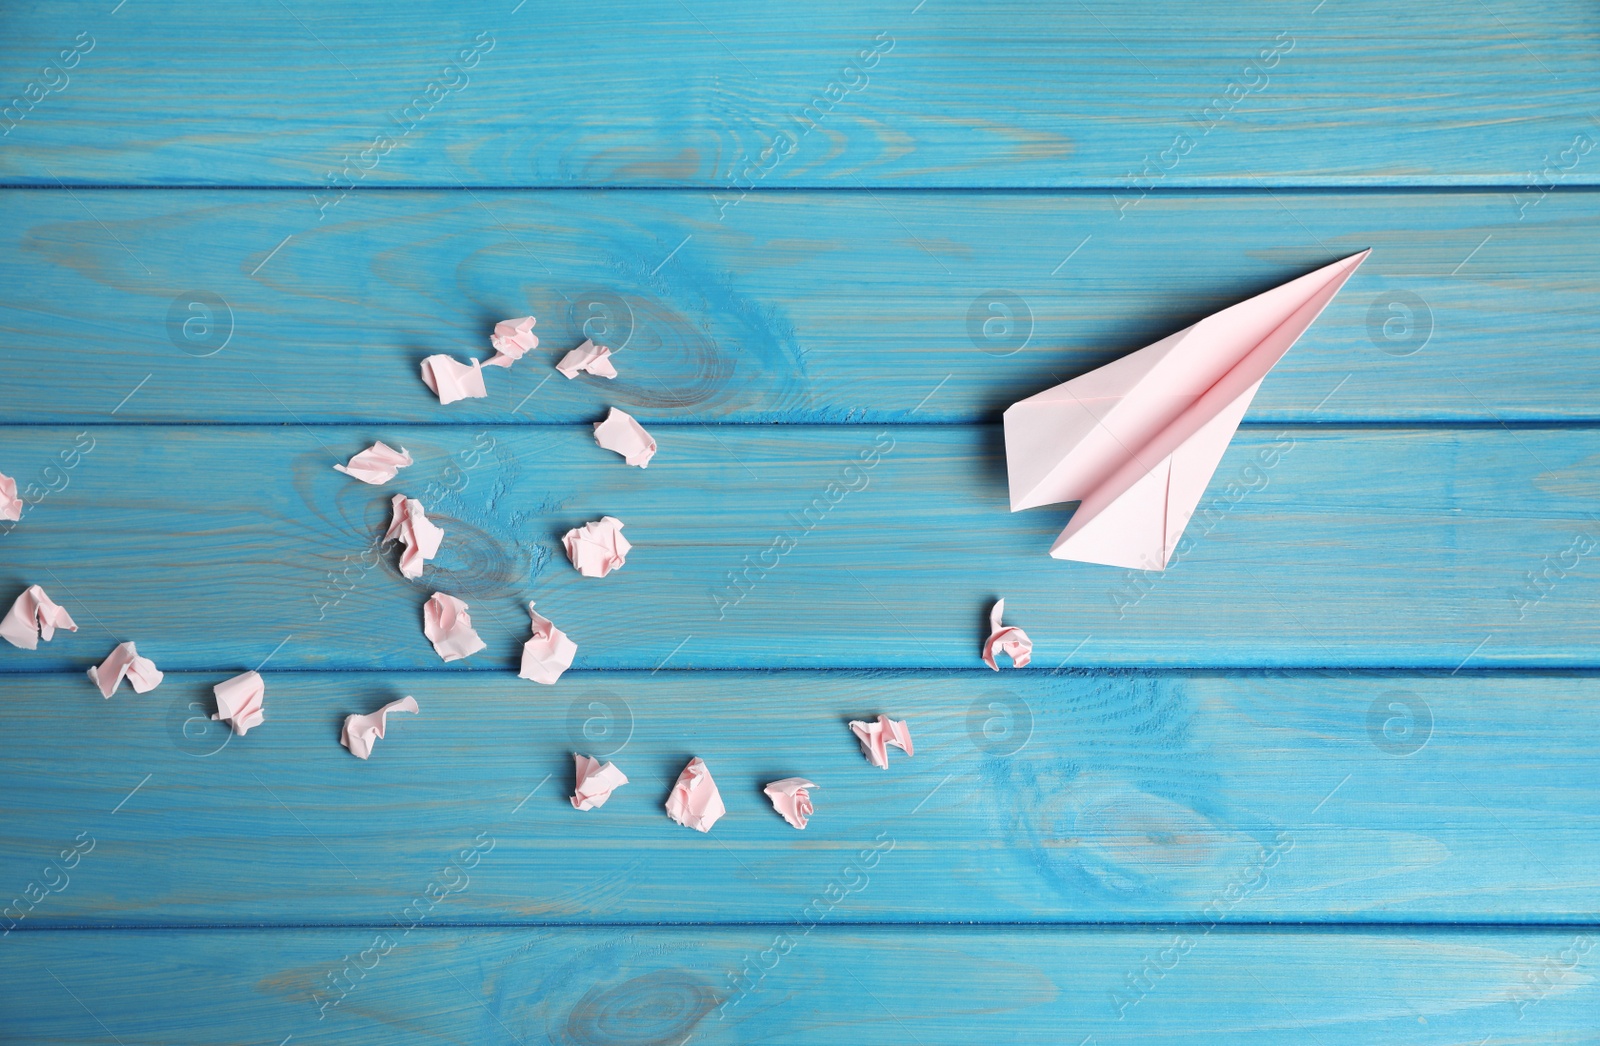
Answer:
[2, 1, 1598, 1041]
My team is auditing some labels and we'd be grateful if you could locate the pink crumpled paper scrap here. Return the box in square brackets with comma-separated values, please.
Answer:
[488, 316, 538, 368]
[593, 408, 657, 468]
[563, 516, 631, 578]
[0, 585, 77, 650]
[571, 753, 629, 810]
[423, 592, 486, 662]
[519, 602, 576, 684]
[342, 695, 419, 759]
[385, 494, 443, 579]
[982, 598, 1033, 671]
[334, 442, 413, 485]
[849, 715, 913, 769]
[420, 355, 487, 404]
[556, 340, 618, 379]
[665, 757, 726, 832]
[764, 777, 818, 830]
[0, 470, 21, 521]
[87, 642, 163, 699]
[213, 670, 265, 735]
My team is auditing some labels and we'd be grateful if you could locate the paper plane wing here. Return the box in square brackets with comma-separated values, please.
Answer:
[1004, 250, 1368, 568]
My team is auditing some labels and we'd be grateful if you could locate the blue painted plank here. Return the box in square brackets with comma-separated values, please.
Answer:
[0, 670, 1594, 926]
[3, 927, 1595, 1044]
[1, 0, 1592, 1039]
[0, 425, 1595, 671]
[1, 1, 1596, 187]
[1, 189, 1596, 423]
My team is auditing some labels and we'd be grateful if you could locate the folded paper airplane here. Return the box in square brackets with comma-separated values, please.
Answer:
[1004, 250, 1368, 568]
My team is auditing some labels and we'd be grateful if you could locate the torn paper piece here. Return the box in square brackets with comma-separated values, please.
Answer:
[764, 778, 818, 830]
[341, 695, 419, 760]
[563, 516, 631, 578]
[848, 715, 913, 769]
[519, 602, 577, 685]
[384, 494, 444, 579]
[334, 441, 413, 485]
[665, 757, 726, 832]
[487, 316, 538, 368]
[593, 408, 657, 468]
[420, 355, 488, 404]
[1004, 251, 1369, 568]
[0, 585, 77, 650]
[571, 753, 629, 811]
[0, 471, 20, 521]
[982, 598, 1033, 671]
[556, 340, 618, 380]
[86, 642, 164, 699]
[423, 592, 487, 662]
[212, 670, 265, 735]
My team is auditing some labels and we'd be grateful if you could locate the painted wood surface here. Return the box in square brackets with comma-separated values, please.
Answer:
[4, 927, 1596, 1045]
[0, 671, 1595, 926]
[0, 188, 1597, 424]
[4, 1, 1598, 1041]
[2, 1, 1597, 188]
[1, 425, 1596, 672]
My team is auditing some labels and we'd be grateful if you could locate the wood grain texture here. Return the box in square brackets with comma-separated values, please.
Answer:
[4, 927, 1596, 1044]
[1, 1, 1597, 187]
[1, 425, 1596, 672]
[4, 2, 1598, 1039]
[1, 670, 1595, 926]
[1, 188, 1597, 423]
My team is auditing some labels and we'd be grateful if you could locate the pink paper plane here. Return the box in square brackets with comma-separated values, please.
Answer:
[1004, 250, 1369, 569]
